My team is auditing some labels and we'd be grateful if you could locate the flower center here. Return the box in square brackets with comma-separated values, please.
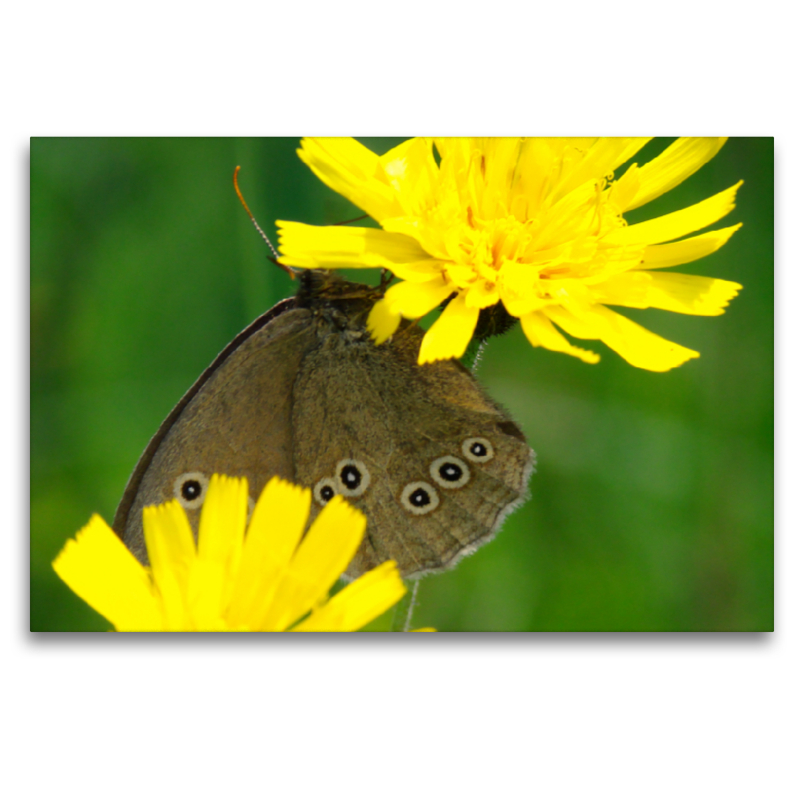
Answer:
[454, 212, 533, 285]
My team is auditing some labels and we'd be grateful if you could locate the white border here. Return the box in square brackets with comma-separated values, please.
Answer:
[6, 3, 795, 798]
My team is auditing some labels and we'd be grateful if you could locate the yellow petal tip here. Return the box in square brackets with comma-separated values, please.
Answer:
[367, 299, 401, 345]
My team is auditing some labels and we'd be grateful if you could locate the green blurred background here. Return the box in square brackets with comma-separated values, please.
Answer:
[30, 137, 773, 632]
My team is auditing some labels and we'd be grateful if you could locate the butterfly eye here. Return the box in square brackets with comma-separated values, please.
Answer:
[400, 481, 440, 515]
[335, 458, 371, 498]
[173, 472, 209, 510]
[313, 477, 338, 506]
[429, 456, 471, 489]
[462, 437, 494, 463]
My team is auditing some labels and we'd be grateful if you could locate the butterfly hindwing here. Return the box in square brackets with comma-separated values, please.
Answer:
[291, 320, 535, 578]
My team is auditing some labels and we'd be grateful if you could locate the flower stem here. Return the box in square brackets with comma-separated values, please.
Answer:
[391, 580, 419, 632]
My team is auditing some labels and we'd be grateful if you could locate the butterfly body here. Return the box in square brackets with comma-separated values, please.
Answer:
[115, 271, 535, 579]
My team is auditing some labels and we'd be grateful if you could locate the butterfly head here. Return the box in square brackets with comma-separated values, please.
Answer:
[295, 269, 384, 330]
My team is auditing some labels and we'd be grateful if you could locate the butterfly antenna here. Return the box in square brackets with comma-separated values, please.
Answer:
[233, 166, 295, 278]
[334, 213, 369, 225]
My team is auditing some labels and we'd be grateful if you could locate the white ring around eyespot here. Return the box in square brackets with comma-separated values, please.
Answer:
[462, 436, 494, 464]
[335, 458, 371, 498]
[429, 455, 471, 489]
[173, 471, 209, 510]
[400, 481, 440, 516]
[313, 477, 338, 506]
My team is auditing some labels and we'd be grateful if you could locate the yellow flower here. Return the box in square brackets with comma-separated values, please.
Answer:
[277, 137, 743, 371]
[52, 475, 407, 631]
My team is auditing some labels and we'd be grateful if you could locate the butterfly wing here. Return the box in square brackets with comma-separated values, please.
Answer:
[114, 301, 316, 562]
[291, 323, 535, 579]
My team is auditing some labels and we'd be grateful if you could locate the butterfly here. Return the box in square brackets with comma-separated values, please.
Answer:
[114, 269, 535, 579]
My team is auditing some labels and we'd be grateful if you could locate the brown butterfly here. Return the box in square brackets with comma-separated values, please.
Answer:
[114, 269, 535, 580]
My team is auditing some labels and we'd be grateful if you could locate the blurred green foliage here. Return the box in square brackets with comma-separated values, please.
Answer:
[30, 137, 773, 631]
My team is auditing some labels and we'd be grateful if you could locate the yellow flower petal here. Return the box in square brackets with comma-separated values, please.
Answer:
[52, 515, 162, 631]
[197, 475, 247, 570]
[367, 299, 402, 345]
[591, 271, 743, 315]
[531, 181, 598, 246]
[226, 478, 311, 628]
[259, 496, 367, 631]
[499, 271, 552, 316]
[383, 276, 453, 317]
[645, 272, 742, 316]
[244, 478, 311, 574]
[520, 310, 600, 364]
[604, 181, 743, 246]
[143, 501, 195, 630]
[614, 137, 655, 170]
[513, 138, 562, 211]
[389, 261, 451, 282]
[190, 475, 248, 626]
[418, 292, 479, 364]
[588, 271, 652, 307]
[381, 216, 446, 260]
[291, 561, 406, 632]
[297, 137, 402, 222]
[478, 138, 523, 218]
[606, 162, 641, 211]
[640, 224, 742, 269]
[500, 294, 550, 317]
[545, 304, 700, 371]
[552, 137, 651, 202]
[464, 280, 500, 309]
[379, 138, 440, 216]
[432, 136, 473, 166]
[276, 221, 433, 270]
[625, 137, 728, 211]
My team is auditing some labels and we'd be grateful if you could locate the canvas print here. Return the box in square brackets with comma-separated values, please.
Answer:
[30, 137, 773, 631]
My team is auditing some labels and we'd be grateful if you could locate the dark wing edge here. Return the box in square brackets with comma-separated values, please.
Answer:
[112, 296, 297, 538]
[403, 445, 537, 582]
